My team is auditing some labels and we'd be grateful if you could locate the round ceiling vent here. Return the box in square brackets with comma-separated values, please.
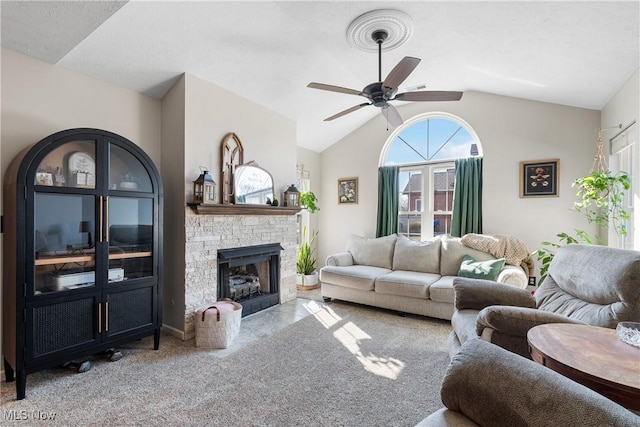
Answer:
[347, 9, 413, 52]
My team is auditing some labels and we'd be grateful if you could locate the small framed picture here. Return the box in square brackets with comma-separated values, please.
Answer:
[35, 172, 53, 186]
[338, 177, 358, 204]
[520, 159, 559, 197]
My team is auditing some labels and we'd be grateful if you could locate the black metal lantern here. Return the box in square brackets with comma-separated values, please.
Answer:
[193, 168, 216, 205]
[284, 184, 300, 207]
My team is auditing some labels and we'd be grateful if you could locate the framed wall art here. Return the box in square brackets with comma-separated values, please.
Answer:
[520, 159, 559, 197]
[338, 177, 358, 204]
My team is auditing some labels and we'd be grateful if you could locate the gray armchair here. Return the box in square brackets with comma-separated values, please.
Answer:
[417, 339, 639, 426]
[449, 244, 640, 358]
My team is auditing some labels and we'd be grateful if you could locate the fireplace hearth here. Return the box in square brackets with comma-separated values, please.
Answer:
[217, 243, 282, 317]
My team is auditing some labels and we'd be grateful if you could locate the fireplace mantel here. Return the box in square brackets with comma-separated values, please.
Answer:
[187, 203, 301, 216]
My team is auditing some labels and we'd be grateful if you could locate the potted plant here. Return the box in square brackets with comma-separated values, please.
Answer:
[296, 227, 319, 288]
[299, 191, 319, 213]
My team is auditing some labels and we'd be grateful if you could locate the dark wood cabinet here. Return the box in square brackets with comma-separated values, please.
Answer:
[2, 128, 163, 400]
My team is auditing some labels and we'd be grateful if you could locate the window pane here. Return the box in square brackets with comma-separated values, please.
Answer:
[385, 116, 479, 165]
[386, 114, 480, 241]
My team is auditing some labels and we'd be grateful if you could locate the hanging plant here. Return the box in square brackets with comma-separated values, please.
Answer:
[534, 127, 632, 284]
[299, 191, 320, 213]
[573, 170, 630, 235]
[535, 170, 630, 284]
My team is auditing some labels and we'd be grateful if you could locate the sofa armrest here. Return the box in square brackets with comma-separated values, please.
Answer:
[325, 251, 354, 267]
[453, 277, 535, 311]
[476, 306, 586, 337]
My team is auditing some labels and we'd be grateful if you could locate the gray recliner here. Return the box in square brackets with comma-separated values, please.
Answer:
[448, 244, 640, 358]
[417, 339, 639, 426]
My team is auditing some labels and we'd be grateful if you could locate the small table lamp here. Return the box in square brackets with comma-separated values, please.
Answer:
[79, 221, 94, 248]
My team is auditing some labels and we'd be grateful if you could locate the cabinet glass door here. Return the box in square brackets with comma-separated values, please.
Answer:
[109, 144, 152, 192]
[108, 197, 154, 280]
[35, 140, 96, 189]
[34, 193, 96, 294]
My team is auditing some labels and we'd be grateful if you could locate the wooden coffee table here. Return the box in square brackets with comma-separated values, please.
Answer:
[528, 323, 640, 411]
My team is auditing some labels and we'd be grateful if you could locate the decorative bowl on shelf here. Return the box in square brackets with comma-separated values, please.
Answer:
[119, 181, 138, 190]
[616, 322, 640, 347]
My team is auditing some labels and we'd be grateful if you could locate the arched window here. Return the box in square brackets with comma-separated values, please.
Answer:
[380, 112, 481, 240]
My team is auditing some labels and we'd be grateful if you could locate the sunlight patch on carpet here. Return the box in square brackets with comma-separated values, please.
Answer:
[308, 302, 342, 328]
[333, 321, 405, 380]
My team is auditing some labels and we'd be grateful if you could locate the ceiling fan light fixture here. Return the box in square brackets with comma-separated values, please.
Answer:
[347, 9, 413, 53]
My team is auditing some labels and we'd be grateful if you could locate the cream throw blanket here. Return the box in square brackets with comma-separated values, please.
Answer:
[461, 233, 534, 276]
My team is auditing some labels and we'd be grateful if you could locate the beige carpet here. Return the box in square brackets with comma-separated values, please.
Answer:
[1, 301, 452, 426]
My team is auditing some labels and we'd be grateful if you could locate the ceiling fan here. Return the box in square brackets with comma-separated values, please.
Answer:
[308, 29, 463, 127]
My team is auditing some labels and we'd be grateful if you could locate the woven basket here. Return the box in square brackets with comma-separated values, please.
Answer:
[195, 300, 242, 349]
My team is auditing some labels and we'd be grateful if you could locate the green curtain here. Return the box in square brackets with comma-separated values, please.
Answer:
[451, 157, 483, 237]
[376, 166, 399, 237]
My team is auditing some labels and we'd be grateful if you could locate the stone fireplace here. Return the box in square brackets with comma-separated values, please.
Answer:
[183, 207, 298, 340]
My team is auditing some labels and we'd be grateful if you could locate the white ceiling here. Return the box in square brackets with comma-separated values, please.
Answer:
[2, 1, 639, 153]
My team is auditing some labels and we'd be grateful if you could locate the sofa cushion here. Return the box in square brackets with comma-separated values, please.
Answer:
[320, 265, 391, 291]
[392, 235, 441, 274]
[440, 236, 498, 276]
[374, 270, 439, 299]
[429, 276, 456, 304]
[347, 234, 397, 269]
[458, 255, 506, 281]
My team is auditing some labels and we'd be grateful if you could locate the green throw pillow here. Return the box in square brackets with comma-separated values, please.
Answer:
[457, 255, 506, 281]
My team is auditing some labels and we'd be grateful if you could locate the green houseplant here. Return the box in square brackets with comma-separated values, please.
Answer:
[299, 191, 319, 213]
[296, 227, 319, 286]
[535, 169, 630, 283]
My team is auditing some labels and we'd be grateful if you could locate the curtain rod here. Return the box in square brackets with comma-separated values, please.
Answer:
[609, 120, 636, 143]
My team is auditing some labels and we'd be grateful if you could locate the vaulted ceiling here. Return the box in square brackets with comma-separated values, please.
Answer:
[2, 1, 638, 152]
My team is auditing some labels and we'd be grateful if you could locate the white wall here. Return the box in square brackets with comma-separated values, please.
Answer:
[1, 49, 161, 173]
[183, 74, 297, 202]
[160, 75, 186, 332]
[318, 91, 601, 279]
[601, 68, 640, 247]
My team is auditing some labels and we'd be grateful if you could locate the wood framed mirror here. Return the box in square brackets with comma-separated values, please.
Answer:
[220, 132, 243, 204]
[234, 163, 274, 205]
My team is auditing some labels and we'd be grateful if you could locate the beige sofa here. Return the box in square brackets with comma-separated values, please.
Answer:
[320, 234, 528, 320]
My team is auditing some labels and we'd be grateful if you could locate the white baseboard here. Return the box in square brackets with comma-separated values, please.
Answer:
[161, 324, 185, 340]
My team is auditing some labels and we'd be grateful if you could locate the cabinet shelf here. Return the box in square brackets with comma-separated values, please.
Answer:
[109, 251, 152, 260]
[35, 251, 152, 266]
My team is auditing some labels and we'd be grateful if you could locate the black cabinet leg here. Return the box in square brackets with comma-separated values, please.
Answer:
[153, 328, 160, 350]
[323, 296, 332, 302]
[16, 369, 26, 400]
[4, 357, 15, 382]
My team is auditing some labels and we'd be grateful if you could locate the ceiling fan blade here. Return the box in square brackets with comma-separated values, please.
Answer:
[308, 82, 363, 96]
[394, 91, 464, 102]
[324, 103, 371, 121]
[382, 57, 421, 91]
[382, 104, 403, 128]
